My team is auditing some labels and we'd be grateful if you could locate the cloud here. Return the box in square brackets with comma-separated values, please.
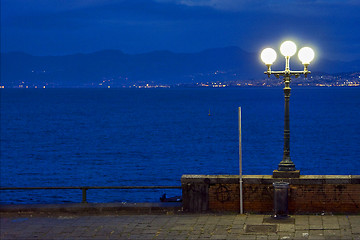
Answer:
[1, 0, 359, 60]
[2, 0, 225, 32]
[157, 0, 262, 11]
[158, 0, 360, 16]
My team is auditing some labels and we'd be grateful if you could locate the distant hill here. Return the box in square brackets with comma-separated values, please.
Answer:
[1, 47, 359, 87]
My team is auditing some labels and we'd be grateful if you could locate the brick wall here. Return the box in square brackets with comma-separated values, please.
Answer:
[181, 175, 360, 214]
[289, 184, 360, 213]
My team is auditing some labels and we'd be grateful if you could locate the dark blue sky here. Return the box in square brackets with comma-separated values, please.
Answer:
[1, 0, 360, 61]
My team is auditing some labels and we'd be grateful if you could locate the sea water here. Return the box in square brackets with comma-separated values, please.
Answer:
[1, 87, 359, 204]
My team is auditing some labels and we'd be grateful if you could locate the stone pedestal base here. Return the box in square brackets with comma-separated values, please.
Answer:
[273, 170, 300, 178]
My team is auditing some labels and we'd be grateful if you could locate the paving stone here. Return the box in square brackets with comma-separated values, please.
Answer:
[340, 227, 352, 237]
[267, 235, 280, 240]
[294, 231, 309, 239]
[255, 235, 268, 240]
[308, 236, 325, 240]
[340, 237, 353, 240]
[198, 233, 213, 238]
[353, 227, 360, 234]
[323, 236, 339, 240]
[187, 234, 200, 239]
[353, 235, 360, 240]
[279, 237, 292, 240]
[228, 228, 244, 234]
[212, 229, 229, 235]
[236, 235, 256, 240]
[295, 215, 308, 221]
[323, 224, 340, 230]
[308, 224, 323, 230]
[226, 234, 243, 239]
[309, 229, 324, 237]
[278, 224, 295, 232]
[245, 224, 277, 234]
[170, 224, 193, 231]
[246, 215, 266, 224]
[322, 217, 339, 230]
[348, 216, 360, 222]
[209, 234, 227, 239]
[1, 213, 359, 239]
[295, 224, 309, 230]
[324, 229, 340, 236]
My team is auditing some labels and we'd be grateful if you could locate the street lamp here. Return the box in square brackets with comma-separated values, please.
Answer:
[261, 41, 314, 178]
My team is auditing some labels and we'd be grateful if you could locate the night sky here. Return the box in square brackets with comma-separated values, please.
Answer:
[1, 0, 360, 61]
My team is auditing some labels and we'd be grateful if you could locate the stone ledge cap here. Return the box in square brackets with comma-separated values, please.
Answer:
[181, 174, 360, 185]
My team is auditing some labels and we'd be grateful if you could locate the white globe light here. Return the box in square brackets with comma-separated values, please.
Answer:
[280, 41, 297, 57]
[261, 48, 277, 65]
[298, 47, 315, 64]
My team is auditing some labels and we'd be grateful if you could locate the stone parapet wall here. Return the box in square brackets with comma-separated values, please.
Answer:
[181, 175, 360, 214]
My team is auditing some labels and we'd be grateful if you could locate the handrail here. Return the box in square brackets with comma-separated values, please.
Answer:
[0, 186, 182, 203]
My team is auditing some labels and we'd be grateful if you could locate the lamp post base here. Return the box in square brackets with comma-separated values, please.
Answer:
[273, 170, 300, 178]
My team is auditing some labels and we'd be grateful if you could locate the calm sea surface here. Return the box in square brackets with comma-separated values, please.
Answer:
[1, 88, 359, 204]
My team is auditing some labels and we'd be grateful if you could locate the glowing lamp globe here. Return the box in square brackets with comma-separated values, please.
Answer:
[261, 48, 277, 65]
[298, 47, 314, 64]
[280, 41, 297, 57]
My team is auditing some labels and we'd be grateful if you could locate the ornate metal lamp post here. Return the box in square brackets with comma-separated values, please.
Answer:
[261, 41, 314, 178]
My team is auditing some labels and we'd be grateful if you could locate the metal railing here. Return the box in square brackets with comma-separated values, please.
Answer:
[0, 186, 182, 203]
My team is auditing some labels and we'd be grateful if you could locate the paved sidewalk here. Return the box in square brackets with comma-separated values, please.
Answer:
[1, 213, 360, 240]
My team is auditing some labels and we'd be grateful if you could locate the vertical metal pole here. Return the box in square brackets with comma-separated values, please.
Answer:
[82, 188, 88, 203]
[239, 107, 243, 214]
[278, 74, 296, 171]
[285, 56, 290, 72]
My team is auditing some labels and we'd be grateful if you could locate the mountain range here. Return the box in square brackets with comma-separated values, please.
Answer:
[1, 47, 359, 87]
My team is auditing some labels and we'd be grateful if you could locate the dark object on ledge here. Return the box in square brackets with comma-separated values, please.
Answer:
[160, 194, 182, 202]
[273, 170, 300, 178]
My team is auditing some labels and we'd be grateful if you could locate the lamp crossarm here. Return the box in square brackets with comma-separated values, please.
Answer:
[264, 70, 311, 78]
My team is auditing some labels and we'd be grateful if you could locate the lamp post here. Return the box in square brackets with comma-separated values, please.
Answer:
[261, 41, 314, 177]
